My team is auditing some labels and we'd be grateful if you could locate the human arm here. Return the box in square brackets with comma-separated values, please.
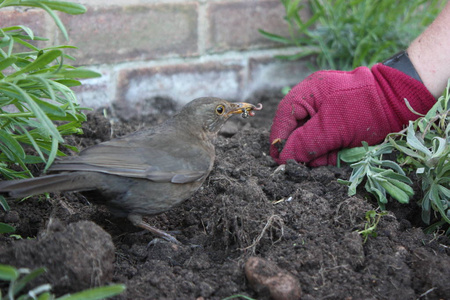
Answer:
[408, 1, 450, 98]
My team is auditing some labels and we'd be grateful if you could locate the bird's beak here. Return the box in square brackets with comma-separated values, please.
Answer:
[227, 102, 263, 118]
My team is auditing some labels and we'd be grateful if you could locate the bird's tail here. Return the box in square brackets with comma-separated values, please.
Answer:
[0, 172, 98, 198]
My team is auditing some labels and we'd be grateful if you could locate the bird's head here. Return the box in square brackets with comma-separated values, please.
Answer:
[176, 97, 262, 135]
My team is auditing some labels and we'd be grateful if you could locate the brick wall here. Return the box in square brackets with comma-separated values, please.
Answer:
[0, 0, 312, 118]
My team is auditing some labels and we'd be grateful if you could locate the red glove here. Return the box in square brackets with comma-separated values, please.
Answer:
[269, 64, 435, 166]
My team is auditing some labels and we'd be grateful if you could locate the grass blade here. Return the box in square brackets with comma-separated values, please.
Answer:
[13, 267, 47, 297]
[258, 29, 293, 44]
[0, 264, 19, 281]
[57, 285, 126, 300]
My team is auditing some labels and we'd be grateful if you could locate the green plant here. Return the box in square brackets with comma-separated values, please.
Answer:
[358, 210, 388, 243]
[0, 0, 100, 181]
[339, 141, 414, 207]
[0, 221, 14, 234]
[0, 264, 125, 300]
[222, 295, 256, 300]
[0, 0, 100, 234]
[339, 80, 450, 234]
[260, 0, 443, 70]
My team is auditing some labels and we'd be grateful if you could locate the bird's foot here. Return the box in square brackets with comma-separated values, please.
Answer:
[139, 221, 182, 245]
[128, 214, 182, 245]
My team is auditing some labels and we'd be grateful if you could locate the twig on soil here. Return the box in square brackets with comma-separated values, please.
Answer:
[272, 196, 293, 204]
[270, 164, 285, 177]
[240, 214, 284, 254]
[417, 287, 436, 299]
[209, 174, 238, 186]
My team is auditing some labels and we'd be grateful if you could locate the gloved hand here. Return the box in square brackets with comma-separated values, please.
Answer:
[269, 64, 436, 166]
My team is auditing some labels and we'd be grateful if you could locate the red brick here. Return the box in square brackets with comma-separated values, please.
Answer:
[246, 55, 312, 97]
[72, 69, 115, 109]
[206, 0, 305, 52]
[60, 3, 199, 65]
[116, 62, 244, 119]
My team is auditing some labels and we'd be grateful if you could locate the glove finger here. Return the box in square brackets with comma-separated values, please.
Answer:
[269, 92, 320, 162]
[278, 112, 343, 165]
[270, 86, 319, 144]
[269, 139, 281, 161]
[308, 150, 339, 167]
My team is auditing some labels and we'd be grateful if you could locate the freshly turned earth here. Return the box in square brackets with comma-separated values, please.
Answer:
[0, 90, 449, 299]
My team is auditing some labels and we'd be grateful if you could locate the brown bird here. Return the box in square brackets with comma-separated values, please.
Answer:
[0, 97, 262, 244]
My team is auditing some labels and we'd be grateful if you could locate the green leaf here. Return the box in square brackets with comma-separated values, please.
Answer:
[2, 25, 35, 40]
[57, 69, 102, 79]
[437, 161, 450, 178]
[38, 292, 52, 300]
[54, 79, 82, 87]
[43, 137, 58, 173]
[421, 192, 431, 224]
[339, 146, 370, 163]
[281, 86, 291, 95]
[258, 29, 293, 44]
[0, 141, 22, 163]
[378, 179, 410, 204]
[32, 97, 67, 117]
[274, 49, 319, 61]
[429, 185, 450, 223]
[347, 164, 367, 195]
[0, 130, 26, 159]
[378, 159, 407, 176]
[389, 137, 424, 159]
[0, 264, 19, 281]
[0, 195, 10, 211]
[348, 163, 366, 183]
[406, 123, 432, 157]
[0, 222, 15, 233]
[285, 0, 303, 18]
[7, 50, 62, 78]
[13, 267, 47, 297]
[424, 219, 448, 234]
[0, 56, 17, 71]
[39, 1, 87, 15]
[387, 177, 414, 197]
[22, 155, 45, 164]
[0, 165, 31, 179]
[438, 185, 450, 199]
[57, 284, 126, 300]
[57, 121, 84, 134]
[16, 124, 47, 163]
[371, 143, 395, 156]
[403, 98, 425, 117]
[431, 137, 447, 158]
[374, 168, 411, 183]
[0, 83, 64, 143]
[1, 0, 86, 15]
[366, 177, 387, 206]
[14, 38, 42, 52]
[34, 1, 71, 41]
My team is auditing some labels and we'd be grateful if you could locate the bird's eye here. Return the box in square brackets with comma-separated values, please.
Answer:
[215, 105, 225, 115]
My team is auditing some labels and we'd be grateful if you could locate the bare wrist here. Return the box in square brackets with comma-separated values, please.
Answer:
[407, 2, 450, 98]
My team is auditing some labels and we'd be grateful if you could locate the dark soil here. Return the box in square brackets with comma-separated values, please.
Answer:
[0, 90, 449, 300]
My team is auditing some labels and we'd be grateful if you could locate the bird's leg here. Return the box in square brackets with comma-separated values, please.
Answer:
[128, 214, 181, 245]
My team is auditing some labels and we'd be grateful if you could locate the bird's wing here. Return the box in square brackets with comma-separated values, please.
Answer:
[50, 131, 213, 184]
